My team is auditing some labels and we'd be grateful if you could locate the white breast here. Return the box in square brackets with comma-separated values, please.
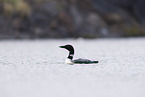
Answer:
[65, 58, 73, 64]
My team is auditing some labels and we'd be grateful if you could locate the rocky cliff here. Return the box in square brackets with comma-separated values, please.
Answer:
[0, 0, 145, 39]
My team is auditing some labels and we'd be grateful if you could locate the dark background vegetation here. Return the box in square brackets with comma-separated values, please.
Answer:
[0, 0, 145, 39]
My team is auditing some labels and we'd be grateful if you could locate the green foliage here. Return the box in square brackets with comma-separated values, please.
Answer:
[2, 0, 31, 17]
[1, 0, 22, 4]
[126, 27, 139, 36]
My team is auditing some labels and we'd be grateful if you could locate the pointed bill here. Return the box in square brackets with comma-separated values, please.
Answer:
[59, 46, 65, 48]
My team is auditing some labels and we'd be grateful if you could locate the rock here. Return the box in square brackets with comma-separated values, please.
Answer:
[0, 0, 145, 39]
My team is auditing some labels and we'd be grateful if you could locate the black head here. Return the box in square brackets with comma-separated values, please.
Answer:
[59, 44, 74, 60]
[59, 44, 74, 52]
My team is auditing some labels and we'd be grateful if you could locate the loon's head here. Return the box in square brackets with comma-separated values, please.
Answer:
[59, 44, 74, 60]
[59, 44, 74, 52]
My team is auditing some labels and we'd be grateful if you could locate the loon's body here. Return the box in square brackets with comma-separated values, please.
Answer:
[59, 44, 98, 64]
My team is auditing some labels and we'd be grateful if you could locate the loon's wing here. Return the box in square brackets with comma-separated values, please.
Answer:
[72, 58, 98, 64]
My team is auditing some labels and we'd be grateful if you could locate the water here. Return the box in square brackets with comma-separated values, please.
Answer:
[0, 38, 145, 97]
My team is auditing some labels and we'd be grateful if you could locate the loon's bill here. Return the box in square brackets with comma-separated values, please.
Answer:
[59, 44, 99, 64]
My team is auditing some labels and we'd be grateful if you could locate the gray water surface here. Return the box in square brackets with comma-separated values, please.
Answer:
[0, 38, 145, 97]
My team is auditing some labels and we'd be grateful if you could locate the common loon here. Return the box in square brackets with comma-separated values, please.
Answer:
[59, 44, 99, 64]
